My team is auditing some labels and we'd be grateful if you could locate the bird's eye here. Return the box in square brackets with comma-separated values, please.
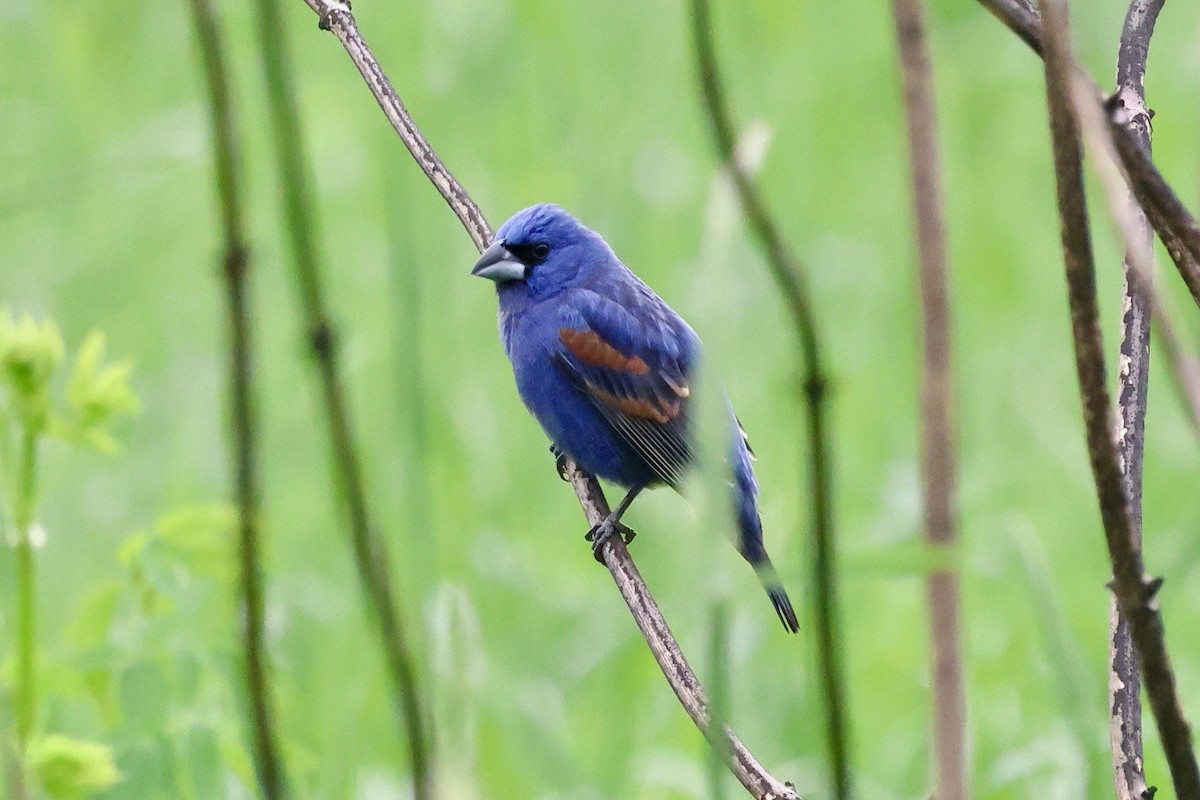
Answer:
[507, 241, 552, 267]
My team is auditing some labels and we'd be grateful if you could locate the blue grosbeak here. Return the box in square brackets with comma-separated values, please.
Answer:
[473, 204, 798, 633]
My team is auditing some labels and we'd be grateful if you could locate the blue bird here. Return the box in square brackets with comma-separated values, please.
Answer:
[472, 204, 799, 633]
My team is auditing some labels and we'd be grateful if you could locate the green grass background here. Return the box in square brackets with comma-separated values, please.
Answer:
[3, 0, 1200, 797]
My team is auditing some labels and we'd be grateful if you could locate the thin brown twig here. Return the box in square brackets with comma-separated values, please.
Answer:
[184, 0, 287, 796]
[687, 3, 848, 798]
[976, 0, 1200, 310]
[1108, 2, 1163, 796]
[303, 0, 488, 252]
[889, 1, 966, 798]
[249, 0, 432, 794]
[1038, 3, 1200, 797]
[299, 2, 799, 797]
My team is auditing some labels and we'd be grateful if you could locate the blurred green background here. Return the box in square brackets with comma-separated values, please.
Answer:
[3, 0, 1200, 797]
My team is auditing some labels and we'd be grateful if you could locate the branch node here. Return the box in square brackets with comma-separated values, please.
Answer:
[802, 374, 828, 403]
[1108, 86, 1152, 135]
[309, 320, 335, 358]
[223, 243, 249, 281]
[317, 0, 350, 31]
[1143, 575, 1164, 602]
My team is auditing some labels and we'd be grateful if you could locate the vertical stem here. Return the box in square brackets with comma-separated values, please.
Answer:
[1039, 1, 1200, 794]
[804, 383, 846, 799]
[889, 1, 966, 798]
[1109, 3, 1162, 798]
[14, 429, 37, 751]
[185, 0, 289, 793]
[226, 246, 286, 800]
[251, 0, 431, 793]
[688, 3, 848, 796]
[185, 0, 289, 794]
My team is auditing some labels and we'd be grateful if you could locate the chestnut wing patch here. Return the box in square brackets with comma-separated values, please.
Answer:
[556, 325, 692, 486]
[559, 328, 650, 375]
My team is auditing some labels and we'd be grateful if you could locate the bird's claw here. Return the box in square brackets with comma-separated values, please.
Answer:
[550, 444, 570, 482]
[585, 518, 637, 562]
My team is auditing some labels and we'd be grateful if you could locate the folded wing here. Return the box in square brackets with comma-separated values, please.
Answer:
[554, 290, 696, 487]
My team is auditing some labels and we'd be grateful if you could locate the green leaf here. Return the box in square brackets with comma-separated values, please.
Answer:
[80, 427, 120, 455]
[67, 580, 123, 650]
[76, 358, 139, 429]
[27, 734, 121, 799]
[154, 503, 237, 581]
[67, 331, 106, 412]
[59, 329, 139, 451]
[117, 530, 149, 566]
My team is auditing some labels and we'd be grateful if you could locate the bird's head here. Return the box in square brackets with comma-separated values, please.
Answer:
[471, 204, 608, 299]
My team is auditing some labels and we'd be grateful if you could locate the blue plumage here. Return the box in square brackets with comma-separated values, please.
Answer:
[473, 204, 798, 633]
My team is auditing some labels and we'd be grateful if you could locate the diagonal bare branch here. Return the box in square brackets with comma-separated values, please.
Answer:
[977, 0, 1200, 310]
[979, 0, 1200, 443]
[299, 2, 800, 797]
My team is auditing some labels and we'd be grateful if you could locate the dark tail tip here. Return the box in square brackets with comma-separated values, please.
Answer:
[752, 558, 799, 633]
[768, 585, 800, 633]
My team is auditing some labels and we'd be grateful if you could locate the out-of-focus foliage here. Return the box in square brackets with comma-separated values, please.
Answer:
[0, 314, 138, 448]
[1, 312, 65, 431]
[0, 316, 139, 799]
[2, 0, 1200, 798]
[27, 734, 121, 800]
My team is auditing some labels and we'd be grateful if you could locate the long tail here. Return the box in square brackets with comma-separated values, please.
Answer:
[755, 557, 800, 633]
[731, 415, 799, 633]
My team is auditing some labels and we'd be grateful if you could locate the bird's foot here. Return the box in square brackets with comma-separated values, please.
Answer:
[550, 444, 570, 482]
[585, 517, 637, 563]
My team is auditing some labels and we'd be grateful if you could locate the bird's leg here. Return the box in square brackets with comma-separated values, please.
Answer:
[549, 443, 570, 482]
[586, 485, 642, 561]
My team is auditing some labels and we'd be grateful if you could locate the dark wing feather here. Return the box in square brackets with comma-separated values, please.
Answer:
[554, 289, 696, 487]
